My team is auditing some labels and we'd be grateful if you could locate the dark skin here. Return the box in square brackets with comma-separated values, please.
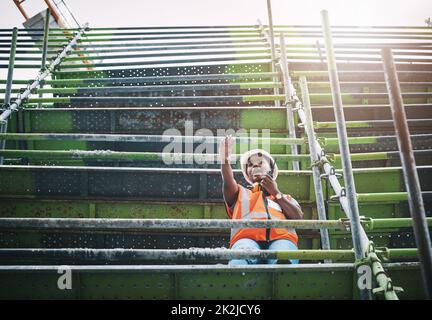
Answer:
[219, 135, 304, 220]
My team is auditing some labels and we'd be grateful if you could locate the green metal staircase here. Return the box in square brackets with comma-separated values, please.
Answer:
[0, 13, 431, 299]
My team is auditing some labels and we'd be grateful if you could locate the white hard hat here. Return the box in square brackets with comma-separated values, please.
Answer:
[240, 149, 278, 184]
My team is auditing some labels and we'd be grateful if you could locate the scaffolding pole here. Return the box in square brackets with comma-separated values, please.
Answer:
[265, 0, 280, 107]
[0, 217, 349, 231]
[255, 1, 280, 107]
[321, 9, 371, 300]
[0, 133, 305, 145]
[279, 33, 300, 171]
[0, 27, 17, 166]
[299, 76, 332, 260]
[0, 248, 354, 262]
[0, 248, 418, 262]
[38, 9, 51, 108]
[0, 217, 427, 231]
[381, 47, 432, 299]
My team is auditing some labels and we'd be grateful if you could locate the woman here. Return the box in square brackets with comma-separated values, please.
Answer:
[219, 135, 304, 265]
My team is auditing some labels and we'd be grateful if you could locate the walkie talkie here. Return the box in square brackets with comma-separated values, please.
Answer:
[259, 159, 276, 197]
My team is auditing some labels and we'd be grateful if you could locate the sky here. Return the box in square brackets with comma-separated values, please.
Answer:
[0, 0, 431, 81]
[0, 0, 431, 28]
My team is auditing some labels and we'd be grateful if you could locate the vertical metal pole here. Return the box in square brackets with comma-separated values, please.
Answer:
[39, 8, 51, 108]
[0, 27, 18, 165]
[381, 47, 432, 299]
[4, 28, 17, 108]
[321, 10, 370, 300]
[41, 9, 51, 68]
[279, 34, 299, 171]
[299, 76, 331, 258]
[0, 123, 7, 165]
[265, 0, 280, 107]
[320, 10, 365, 258]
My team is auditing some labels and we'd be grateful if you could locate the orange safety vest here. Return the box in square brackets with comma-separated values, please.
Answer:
[225, 183, 299, 248]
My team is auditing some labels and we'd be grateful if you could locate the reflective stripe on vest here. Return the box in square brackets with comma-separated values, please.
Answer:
[230, 211, 269, 239]
[230, 186, 250, 239]
[270, 215, 296, 234]
[240, 186, 250, 217]
[230, 186, 297, 240]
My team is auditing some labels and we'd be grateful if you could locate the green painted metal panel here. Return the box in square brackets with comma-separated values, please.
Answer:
[0, 263, 423, 300]
[328, 202, 408, 220]
[0, 265, 354, 300]
[385, 264, 424, 300]
[0, 229, 317, 250]
[30, 110, 74, 132]
[0, 170, 35, 196]
[0, 199, 91, 218]
[0, 167, 314, 201]
[328, 201, 414, 249]
[328, 169, 403, 194]
[240, 109, 286, 129]
[0, 199, 313, 220]
[21, 109, 290, 138]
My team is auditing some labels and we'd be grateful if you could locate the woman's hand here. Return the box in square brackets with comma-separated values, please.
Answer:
[219, 134, 234, 164]
[219, 135, 238, 208]
[261, 173, 280, 197]
[262, 174, 304, 219]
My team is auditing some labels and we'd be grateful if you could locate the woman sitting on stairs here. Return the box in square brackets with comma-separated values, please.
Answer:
[219, 135, 304, 265]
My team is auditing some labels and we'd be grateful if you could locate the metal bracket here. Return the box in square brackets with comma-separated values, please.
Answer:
[354, 242, 376, 268]
[354, 255, 371, 269]
[316, 136, 326, 147]
[309, 157, 331, 170]
[320, 149, 326, 158]
[330, 187, 346, 201]
[0, 104, 10, 113]
[2, 102, 21, 113]
[17, 96, 28, 106]
[293, 103, 303, 111]
[360, 217, 374, 231]
[325, 153, 336, 163]
[40, 65, 50, 74]
[354, 245, 404, 299]
[372, 282, 404, 297]
[298, 120, 318, 129]
[340, 218, 352, 231]
[340, 188, 347, 197]
[374, 247, 391, 262]
[320, 167, 343, 180]
[366, 241, 376, 255]
[283, 99, 297, 108]
[309, 159, 322, 169]
[369, 251, 404, 297]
